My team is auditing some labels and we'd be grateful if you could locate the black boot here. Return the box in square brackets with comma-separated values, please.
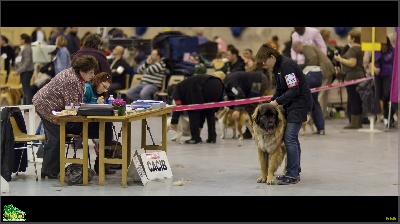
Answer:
[185, 138, 202, 144]
[207, 127, 217, 143]
[242, 127, 252, 139]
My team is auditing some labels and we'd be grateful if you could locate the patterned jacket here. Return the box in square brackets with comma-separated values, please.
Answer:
[33, 67, 85, 124]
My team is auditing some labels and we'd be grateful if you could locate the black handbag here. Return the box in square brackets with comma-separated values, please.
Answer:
[77, 105, 114, 116]
[62, 163, 96, 185]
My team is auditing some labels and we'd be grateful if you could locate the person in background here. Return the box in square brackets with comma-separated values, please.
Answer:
[256, 43, 312, 185]
[16, 33, 35, 105]
[213, 36, 227, 52]
[83, 72, 115, 174]
[267, 35, 280, 51]
[170, 73, 225, 144]
[1, 35, 15, 76]
[49, 27, 65, 45]
[126, 49, 166, 101]
[72, 33, 111, 75]
[108, 45, 130, 98]
[292, 41, 335, 135]
[334, 29, 365, 129]
[370, 36, 396, 128]
[31, 27, 47, 43]
[211, 51, 228, 74]
[223, 70, 269, 140]
[53, 35, 71, 75]
[291, 27, 327, 65]
[65, 27, 80, 59]
[242, 48, 256, 71]
[282, 31, 294, 58]
[32, 55, 98, 179]
[226, 47, 246, 74]
[293, 41, 336, 124]
[80, 31, 92, 48]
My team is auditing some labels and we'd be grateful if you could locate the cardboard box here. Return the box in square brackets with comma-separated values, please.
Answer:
[361, 27, 387, 43]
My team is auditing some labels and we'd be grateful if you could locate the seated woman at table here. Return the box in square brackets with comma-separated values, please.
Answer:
[33, 55, 99, 179]
[83, 72, 115, 174]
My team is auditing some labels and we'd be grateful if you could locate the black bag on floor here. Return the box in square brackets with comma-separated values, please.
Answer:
[62, 163, 95, 185]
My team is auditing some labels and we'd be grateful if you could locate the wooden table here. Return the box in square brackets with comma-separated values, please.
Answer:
[55, 115, 93, 185]
[55, 106, 173, 187]
[89, 106, 173, 187]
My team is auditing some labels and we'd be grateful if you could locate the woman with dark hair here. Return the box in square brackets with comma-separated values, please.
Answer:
[255, 43, 312, 185]
[83, 72, 111, 104]
[33, 55, 99, 179]
[72, 33, 111, 75]
[334, 29, 365, 129]
[17, 33, 35, 105]
[83, 72, 115, 174]
[373, 36, 396, 128]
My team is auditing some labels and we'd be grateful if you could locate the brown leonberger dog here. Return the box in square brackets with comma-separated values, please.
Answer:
[252, 103, 287, 185]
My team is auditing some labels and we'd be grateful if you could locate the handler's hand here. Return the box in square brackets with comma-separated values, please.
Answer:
[270, 100, 278, 106]
[170, 124, 177, 131]
[232, 110, 240, 120]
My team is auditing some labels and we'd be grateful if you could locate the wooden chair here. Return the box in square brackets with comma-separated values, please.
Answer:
[115, 74, 143, 100]
[116, 74, 143, 99]
[154, 75, 185, 102]
[10, 116, 45, 181]
[0, 71, 23, 106]
[115, 74, 130, 99]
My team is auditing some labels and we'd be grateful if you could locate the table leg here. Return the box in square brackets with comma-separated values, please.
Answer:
[99, 121, 106, 186]
[82, 121, 89, 185]
[121, 121, 128, 187]
[141, 119, 146, 150]
[127, 123, 131, 167]
[161, 113, 167, 153]
[59, 121, 66, 184]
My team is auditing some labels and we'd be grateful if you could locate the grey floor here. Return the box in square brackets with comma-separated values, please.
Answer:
[1, 112, 399, 196]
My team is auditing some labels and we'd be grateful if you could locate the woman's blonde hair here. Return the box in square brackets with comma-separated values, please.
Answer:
[56, 35, 67, 47]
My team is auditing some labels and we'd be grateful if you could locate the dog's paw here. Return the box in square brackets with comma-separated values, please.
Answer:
[266, 176, 275, 185]
[171, 137, 177, 141]
[300, 130, 306, 136]
[257, 175, 268, 183]
[238, 136, 243, 141]
[220, 135, 225, 139]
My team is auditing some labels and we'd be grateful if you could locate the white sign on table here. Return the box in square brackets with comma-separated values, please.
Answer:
[127, 148, 173, 186]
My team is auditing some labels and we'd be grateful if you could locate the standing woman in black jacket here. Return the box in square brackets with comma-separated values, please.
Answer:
[170, 74, 225, 144]
[256, 43, 312, 185]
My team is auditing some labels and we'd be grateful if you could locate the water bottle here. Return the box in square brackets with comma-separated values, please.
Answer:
[108, 95, 115, 105]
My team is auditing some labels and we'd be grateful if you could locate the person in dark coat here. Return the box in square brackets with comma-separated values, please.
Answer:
[108, 45, 130, 97]
[226, 47, 246, 74]
[1, 35, 15, 76]
[170, 74, 225, 144]
[71, 33, 111, 75]
[255, 43, 312, 185]
[223, 70, 269, 139]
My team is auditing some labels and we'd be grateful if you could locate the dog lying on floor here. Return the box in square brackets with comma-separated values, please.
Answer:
[216, 107, 253, 141]
[300, 113, 315, 135]
[252, 103, 287, 185]
[166, 116, 190, 144]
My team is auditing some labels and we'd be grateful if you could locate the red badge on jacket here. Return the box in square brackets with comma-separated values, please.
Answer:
[284, 73, 299, 88]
